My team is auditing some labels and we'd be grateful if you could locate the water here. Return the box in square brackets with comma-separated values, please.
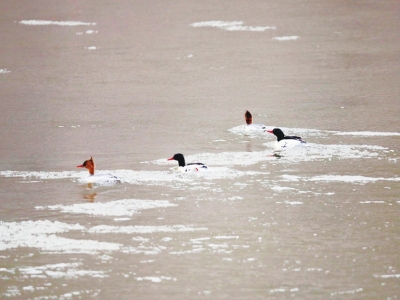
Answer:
[1, 0, 399, 299]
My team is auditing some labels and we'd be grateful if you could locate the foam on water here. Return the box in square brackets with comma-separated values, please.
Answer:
[19, 20, 96, 26]
[190, 21, 276, 32]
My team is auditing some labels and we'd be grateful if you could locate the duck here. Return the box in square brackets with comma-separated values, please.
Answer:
[167, 153, 208, 172]
[266, 128, 306, 151]
[76, 157, 120, 183]
[244, 110, 267, 132]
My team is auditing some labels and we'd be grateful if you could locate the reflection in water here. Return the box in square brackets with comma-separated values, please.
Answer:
[83, 183, 97, 202]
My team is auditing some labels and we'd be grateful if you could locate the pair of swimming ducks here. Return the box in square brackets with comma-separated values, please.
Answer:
[77, 111, 305, 175]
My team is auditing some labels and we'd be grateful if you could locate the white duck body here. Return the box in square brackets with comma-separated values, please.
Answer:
[273, 139, 305, 151]
[168, 153, 208, 173]
[267, 128, 306, 152]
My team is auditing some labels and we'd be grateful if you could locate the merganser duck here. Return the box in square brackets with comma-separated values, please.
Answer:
[245, 110, 253, 125]
[168, 153, 208, 172]
[267, 128, 306, 151]
[244, 110, 267, 132]
[77, 157, 96, 175]
[77, 157, 120, 183]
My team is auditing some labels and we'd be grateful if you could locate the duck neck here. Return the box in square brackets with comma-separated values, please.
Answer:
[178, 158, 186, 167]
[88, 167, 94, 175]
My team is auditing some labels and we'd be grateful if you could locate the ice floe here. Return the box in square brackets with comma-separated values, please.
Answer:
[0, 220, 121, 253]
[191, 21, 276, 32]
[35, 199, 177, 217]
[281, 174, 400, 184]
[19, 20, 96, 26]
[88, 225, 208, 234]
[273, 36, 299, 41]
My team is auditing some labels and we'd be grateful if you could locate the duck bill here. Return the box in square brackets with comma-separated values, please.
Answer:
[76, 165, 84, 168]
[266, 130, 273, 133]
[167, 157, 174, 161]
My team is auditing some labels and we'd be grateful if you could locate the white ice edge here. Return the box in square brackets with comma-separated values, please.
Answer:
[35, 199, 177, 217]
[14, 262, 107, 279]
[19, 20, 96, 26]
[0, 220, 208, 253]
[281, 174, 400, 183]
[229, 124, 400, 137]
[273, 36, 299, 41]
[190, 21, 276, 32]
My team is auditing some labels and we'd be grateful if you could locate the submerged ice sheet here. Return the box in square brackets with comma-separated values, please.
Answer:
[36, 199, 177, 217]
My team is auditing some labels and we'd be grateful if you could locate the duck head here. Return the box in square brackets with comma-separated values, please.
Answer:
[244, 110, 253, 125]
[168, 153, 186, 167]
[77, 156, 95, 175]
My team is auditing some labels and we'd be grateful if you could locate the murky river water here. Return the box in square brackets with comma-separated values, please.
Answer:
[0, 0, 399, 299]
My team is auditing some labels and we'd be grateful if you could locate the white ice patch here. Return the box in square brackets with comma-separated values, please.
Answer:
[273, 36, 299, 41]
[35, 199, 177, 217]
[88, 225, 208, 234]
[0, 68, 11, 74]
[136, 276, 177, 283]
[191, 21, 276, 32]
[0, 220, 121, 253]
[281, 174, 400, 184]
[16, 263, 107, 279]
[334, 131, 400, 136]
[19, 20, 96, 26]
[373, 274, 400, 278]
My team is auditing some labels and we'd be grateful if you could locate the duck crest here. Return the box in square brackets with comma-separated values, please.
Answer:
[245, 110, 253, 125]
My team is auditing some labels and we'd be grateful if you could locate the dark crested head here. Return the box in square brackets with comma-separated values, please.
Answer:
[267, 128, 285, 141]
[168, 153, 186, 167]
[244, 110, 253, 125]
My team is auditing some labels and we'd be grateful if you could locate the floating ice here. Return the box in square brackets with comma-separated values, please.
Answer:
[373, 274, 400, 278]
[19, 20, 96, 26]
[281, 174, 400, 184]
[16, 263, 107, 279]
[334, 131, 400, 136]
[136, 276, 176, 282]
[191, 21, 276, 32]
[89, 225, 208, 234]
[0, 69, 11, 74]
[273, 36, 299, 41]
[0, 220, 121, 253]
[35, 199, 177, 217]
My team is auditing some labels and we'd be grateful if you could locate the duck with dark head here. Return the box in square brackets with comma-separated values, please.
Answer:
[168, 153, 208, 172]
[266, 128, 306, 151]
